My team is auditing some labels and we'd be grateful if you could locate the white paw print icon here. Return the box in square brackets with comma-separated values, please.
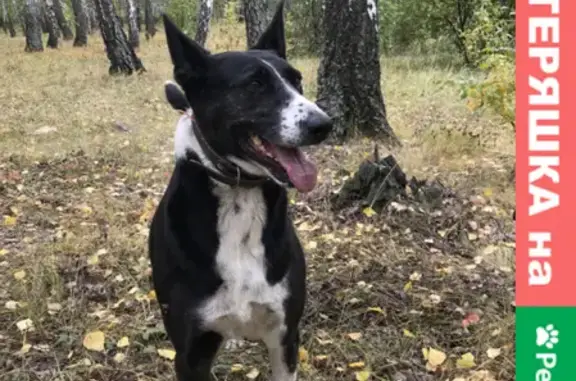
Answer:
[536, 324, 559, 349]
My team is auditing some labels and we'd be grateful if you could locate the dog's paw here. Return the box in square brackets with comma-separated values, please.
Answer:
[224, 339, 246, 350]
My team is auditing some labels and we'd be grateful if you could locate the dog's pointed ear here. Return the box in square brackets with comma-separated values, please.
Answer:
[250, 0, 286, 59]
[163, 14, 211, 85]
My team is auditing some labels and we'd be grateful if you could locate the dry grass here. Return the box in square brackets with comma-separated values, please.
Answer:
[0, 19, 515, 381]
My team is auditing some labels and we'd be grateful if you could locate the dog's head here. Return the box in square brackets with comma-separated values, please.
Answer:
[163, 1, 332, 193]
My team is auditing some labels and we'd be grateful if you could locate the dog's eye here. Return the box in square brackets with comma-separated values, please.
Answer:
[250, 78, 264, 88]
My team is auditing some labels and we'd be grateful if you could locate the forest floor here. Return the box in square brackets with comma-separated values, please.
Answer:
[0, 20, 515, 381]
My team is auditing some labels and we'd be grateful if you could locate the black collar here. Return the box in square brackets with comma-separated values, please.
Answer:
[184, 113, 270, 188]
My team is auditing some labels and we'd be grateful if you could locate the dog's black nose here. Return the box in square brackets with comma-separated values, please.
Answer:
[305, 112, 333, 142]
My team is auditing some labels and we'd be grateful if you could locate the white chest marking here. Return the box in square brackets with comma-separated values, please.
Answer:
[199, 186, 288, 341]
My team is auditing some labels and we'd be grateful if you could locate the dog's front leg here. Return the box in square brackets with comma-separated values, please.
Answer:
[174, 330, 223, 381]
[264, 327, 299, 381]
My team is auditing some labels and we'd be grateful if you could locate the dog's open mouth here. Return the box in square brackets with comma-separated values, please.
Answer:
[250, 136, 318, 193]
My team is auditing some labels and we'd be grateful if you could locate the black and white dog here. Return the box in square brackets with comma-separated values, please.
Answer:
[148, 2, 333, 381]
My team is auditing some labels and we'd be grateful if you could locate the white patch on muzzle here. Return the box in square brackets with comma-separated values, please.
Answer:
[260, 60, 329, 145]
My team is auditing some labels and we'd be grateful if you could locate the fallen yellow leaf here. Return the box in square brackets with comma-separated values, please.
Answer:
[456, 352, 476, 368]
[298, 347, 309, 363]
[348, 361, 365, 369]
[113, 353, 126, 363]
[0, 248, 8, 256]
[87, 255, 99, 265]
[13, 270, 26, 281]
[157, 348, 176, 360]
[16, 319, 34, 332]
[483, 188, 493, 197]
[116, 336, 130, 348]
[83, 331, 105, 352]
[356, 370, 371, 381]
[246, 367, 260, 379]
[147, 290, 157, 301]
[305, 241, 318, 250]
[403, 281, 412, 292]
[366, 306, 384, 314]
[427, 348, 447, 366]
[18, 343, 32, 355]
[403, 329, 416, 338]
[347, 332, 362, 341]
[362, 207, 376, 217]
[486, 347, 501, 359]
[230, 363, 244, 372]
[3, 215, 17, 226]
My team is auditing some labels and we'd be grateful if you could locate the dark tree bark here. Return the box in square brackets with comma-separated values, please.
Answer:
[143, 0, 155, 39]
[93, 0, 145, 74]
[71, 0, 88, 46]
[44, 0, 60, 48]
[242, 0, 267, 47]
[317, 0, 399, 145]
[87, 0, 98, 33]
[194, 0, 213, 47]
[135, 0, 141, 31]
[266, 0, 277, 24]
[125, 0, 139, 48]
[24, 0, 44, 52]
[51, 0, 73, 39]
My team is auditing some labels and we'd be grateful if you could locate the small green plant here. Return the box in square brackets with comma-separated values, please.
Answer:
[461, 0, 515, 128]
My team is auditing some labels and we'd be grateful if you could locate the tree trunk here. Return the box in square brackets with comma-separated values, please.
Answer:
[242, 0, 267, 47]
[71, 0, 88, 46]
[44, 0, 60, 48]
[135, 0, 141, 31]
[7, 0, 16, 36]
[87, 0, 98, 33]
[265, 0, 276, 23]
[317, 0, 399, 145]
[24, 0, 44, 52]
[93, 0, 145, 74]
[51, 0, 73, 39]
[194, 0, 212, 47]
[143, 0, 154, 39]
[1, 0, 7, 33]
[125, 0, 139, 48]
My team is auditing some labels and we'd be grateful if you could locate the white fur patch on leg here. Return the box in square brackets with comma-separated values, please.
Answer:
[265, 331, 298, 381]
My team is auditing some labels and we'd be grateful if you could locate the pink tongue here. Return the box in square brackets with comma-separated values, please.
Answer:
[267, 145, 318, 193]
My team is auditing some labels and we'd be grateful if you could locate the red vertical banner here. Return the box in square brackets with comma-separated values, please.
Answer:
[516, 0, 576, 307]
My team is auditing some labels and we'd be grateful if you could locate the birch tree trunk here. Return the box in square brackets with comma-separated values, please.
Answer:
[93, 0, 145, 74]
[194, 0, 212, 47]
[71, 0, 88, 46]
[125, 0, 139, 48]
[317, 0, 399, 145]
[44, 0, 60, 48]
[24, 0, 43, 52]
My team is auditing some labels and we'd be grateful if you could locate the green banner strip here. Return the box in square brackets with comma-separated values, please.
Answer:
[516, 307, 576, 381]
